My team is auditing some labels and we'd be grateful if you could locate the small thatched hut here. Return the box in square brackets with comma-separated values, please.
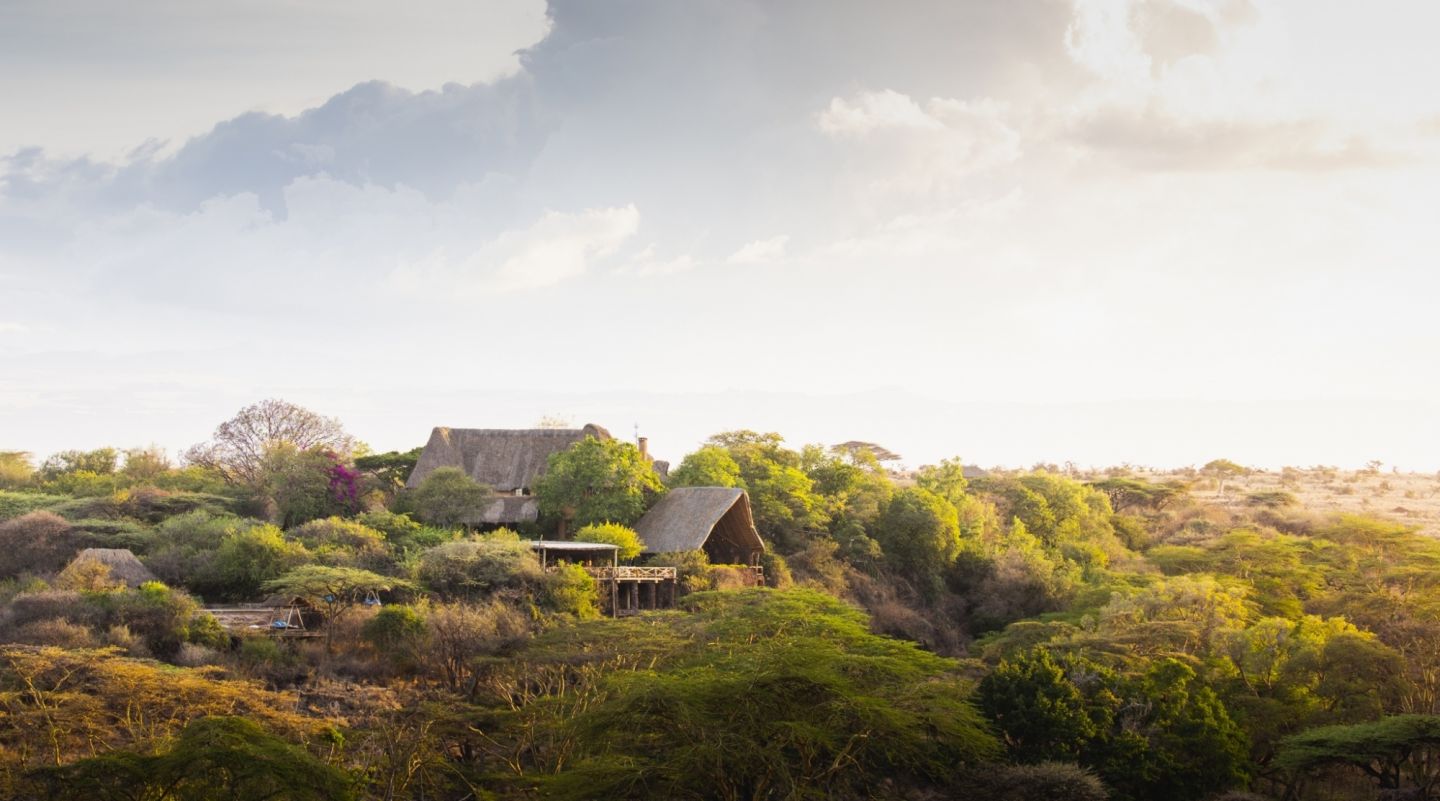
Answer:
[634, 487, 765, 565]
[59, 548, 158, 589]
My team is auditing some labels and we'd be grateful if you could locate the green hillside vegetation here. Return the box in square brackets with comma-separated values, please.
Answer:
[0, 404, 1436, 799]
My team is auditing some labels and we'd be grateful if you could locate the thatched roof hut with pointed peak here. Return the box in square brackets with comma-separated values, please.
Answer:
[60, 548, 158, 589]
[634, 487, 765, 565]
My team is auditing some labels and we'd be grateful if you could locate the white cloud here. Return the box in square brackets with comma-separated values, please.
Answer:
[391, 205, 640, 296]
[728, 235, 789, 265]
[818, 91, 1022, 214]
[618, 245, 697, 277]
[4, 0, 1440, 467]
[817, 90, 944, 137]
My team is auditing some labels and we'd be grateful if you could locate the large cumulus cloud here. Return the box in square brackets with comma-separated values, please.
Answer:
[2, 0, 1439, 467]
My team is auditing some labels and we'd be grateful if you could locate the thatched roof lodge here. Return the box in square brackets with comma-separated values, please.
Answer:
[59, 548, 158, 589]
[634, 487, 765, 566]
[406, 424, 612, 524]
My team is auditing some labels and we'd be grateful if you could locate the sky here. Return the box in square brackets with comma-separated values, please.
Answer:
[2, 0, 1439, 471]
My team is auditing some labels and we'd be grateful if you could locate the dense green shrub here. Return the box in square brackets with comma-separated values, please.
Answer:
[26, 716, 354, 801]
[540, 563, 599, 619]
[0, 512, 92, 578]
[288, 516, 393, 572]
[416, 532, 544, 600]
[0, 582, 224, 659]
[572, 522, 644, 560]
[402, 467, 490, 527]
[355, 509, 450, 553]
[533, 589, 998, 800]
[759, 550, 793, 588]
[647, 549, 715, 592]
[361, 604, 427, 669]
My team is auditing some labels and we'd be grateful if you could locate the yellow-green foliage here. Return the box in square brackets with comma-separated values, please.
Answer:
[487, 589, 998, 800]
[573, 522, 644, 561]
[0, 646, 337, 791]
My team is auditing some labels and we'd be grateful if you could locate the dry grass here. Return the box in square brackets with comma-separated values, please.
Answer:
[1116, 467, 1440, 539]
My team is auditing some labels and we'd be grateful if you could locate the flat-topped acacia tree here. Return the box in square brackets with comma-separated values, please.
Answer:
[263, 566, 412, 650]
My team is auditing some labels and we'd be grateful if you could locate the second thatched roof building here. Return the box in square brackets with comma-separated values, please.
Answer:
[633, 486, 765, 566]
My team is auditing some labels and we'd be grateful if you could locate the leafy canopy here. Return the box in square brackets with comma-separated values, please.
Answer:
[573, 522, 644, 560]
[534, 437, 664, 527]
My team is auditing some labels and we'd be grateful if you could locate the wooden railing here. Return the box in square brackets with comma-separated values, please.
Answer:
[584, 565, 678, 581]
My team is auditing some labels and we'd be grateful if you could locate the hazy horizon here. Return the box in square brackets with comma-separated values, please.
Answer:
[4, 389, 1438, 475]
[4, 0, 1438, 470]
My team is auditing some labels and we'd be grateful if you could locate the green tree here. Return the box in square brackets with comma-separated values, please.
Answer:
[1221, 615, 1403, 773]
[255, 444, 347, 528]
[537, 589, 999, 800]
[362, 604, 428, 671]
[38, 448, 119, 480]
[1202, 459, 1249, 497]
[573, 522, 644, 560]
[978, 650, 1247, 801]
[0, 452, 35, 489]
[802, 444, 894, 535]
[120, 446, 172, 483]
[1088, 477, 1184, 513]
[535, 437, 664, 529]
[915, 457, 970, 506]
[703, 431, 828, 551]
[542, 562, 601, 619]
[263, 566, 411, 650]
[29, 716, 354, 801]
[203, 524, 312, 602]
[873, 487, 960, 596]
[288, 517, 391, 571]
[1277, 715, 1440, 796]
[353, 447, 423, 492]
[977, 649, 1107, 763]
[404, 467, 491, 528]
[416, 534, 544, 601]
[667, 445, 743, 488]
[1097, 660, 1250, 801]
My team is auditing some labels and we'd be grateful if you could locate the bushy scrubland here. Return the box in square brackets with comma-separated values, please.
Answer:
[0, 407, 1438, 800]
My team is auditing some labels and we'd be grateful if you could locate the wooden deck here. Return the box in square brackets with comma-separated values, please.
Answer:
[584, 565, 678, 581]
[583, 565, 679, 616]
[203, 603, 321, 639]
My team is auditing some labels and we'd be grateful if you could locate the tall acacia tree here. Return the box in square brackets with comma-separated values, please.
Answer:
[1202, 459, 1249, 498]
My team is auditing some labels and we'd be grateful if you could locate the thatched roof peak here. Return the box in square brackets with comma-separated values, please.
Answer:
[634, 487, 765, 564]
[406, 423, 611, 492]
[60, 548, 158, 589]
